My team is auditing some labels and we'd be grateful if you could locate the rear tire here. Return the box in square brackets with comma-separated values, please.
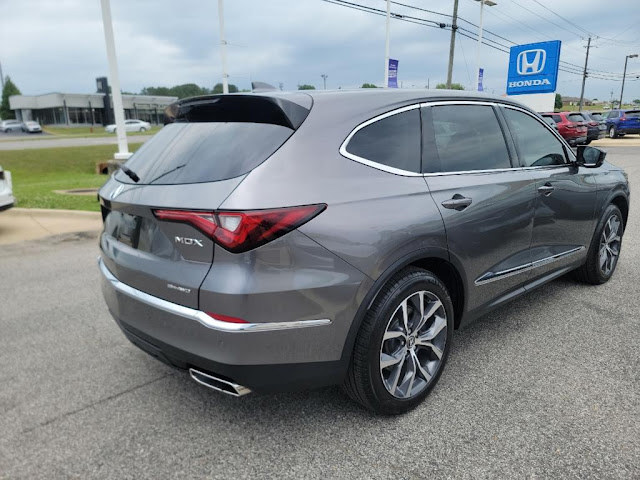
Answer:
[573, 204, 624, 285]
[608, 126, 617, 138]
[343, 267, 454, 415]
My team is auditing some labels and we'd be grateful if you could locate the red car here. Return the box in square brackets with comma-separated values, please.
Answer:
[540, 112, 588, 146]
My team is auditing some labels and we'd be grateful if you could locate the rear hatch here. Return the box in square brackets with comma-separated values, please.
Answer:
[621, 110, 640, 128]
[99, 93, 312, 308]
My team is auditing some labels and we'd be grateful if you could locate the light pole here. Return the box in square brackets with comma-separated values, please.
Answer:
[474, 0, 496, 91]
[620, 54, 638, 109]
[384, 0, 390, 88]
[218, 0, 229, 94]
[321, 74, 328, 90]
[99, 0, 130, 160]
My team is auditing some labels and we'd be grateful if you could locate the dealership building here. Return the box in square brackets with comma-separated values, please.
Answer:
[9, 80, 177, 126]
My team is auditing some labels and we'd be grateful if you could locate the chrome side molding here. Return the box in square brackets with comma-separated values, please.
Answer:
[475, 246, 585, 286]
[98, 257, 331, 333]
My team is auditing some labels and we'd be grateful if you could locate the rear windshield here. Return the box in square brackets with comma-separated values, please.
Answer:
[590, 112, 603, 120]
[568, 114, 585, 123]
[115, 122, 293, 185]
[626, 111, 640, 118]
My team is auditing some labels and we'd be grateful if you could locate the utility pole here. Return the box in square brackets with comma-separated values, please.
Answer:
[0, 61, 4, 90]
[100, 0, 130, 160]
[446, 0, 459, 89]
[321, 74, 328, 90]
[384, 0, 390, 88]
[218, 0, 229, 94]
[578, 36, 591, 112]
[619, 54, 638, 109]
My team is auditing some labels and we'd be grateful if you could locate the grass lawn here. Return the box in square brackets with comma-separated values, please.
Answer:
[1, 143, 143, 211]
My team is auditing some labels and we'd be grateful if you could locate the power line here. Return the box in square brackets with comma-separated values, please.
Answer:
[507, 0, 587, 39]
[527, 0, 595, 38]
[320, 0, 640, 83]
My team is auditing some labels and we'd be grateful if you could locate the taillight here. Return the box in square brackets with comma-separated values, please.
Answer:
[154, 204, 326, 253]
[621, 115, 627, 121]
[566, 124, 576, 129]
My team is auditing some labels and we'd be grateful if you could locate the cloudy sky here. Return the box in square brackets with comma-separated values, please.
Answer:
[1, 0, 639, 101]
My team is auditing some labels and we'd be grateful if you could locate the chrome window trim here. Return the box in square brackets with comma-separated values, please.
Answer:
[98, 258, 331, 332]
[339, 104, 423, 177]
[339, 99, 577, 178]
[475, 246, 585, 286]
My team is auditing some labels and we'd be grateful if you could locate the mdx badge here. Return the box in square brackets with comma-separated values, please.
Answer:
[175, 236, 204, 247]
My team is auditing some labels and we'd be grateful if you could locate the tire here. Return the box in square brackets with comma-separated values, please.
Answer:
[343, 267, 454, 414]
[139, 127, 146, 132]
[584, 139, 592, 145]
[608, 126, 617, 138]
[573, 204, 624, 285]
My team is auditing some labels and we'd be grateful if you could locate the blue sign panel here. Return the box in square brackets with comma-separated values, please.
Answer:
[506, 40, 561, 95]
[388, 59, 398, 88]
[478, 68, 484, 92]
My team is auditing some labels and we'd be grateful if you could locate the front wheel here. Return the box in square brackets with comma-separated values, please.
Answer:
[139, 127, 147, 132]
[574, 204, 624, 284]
[608, 126, 617, 138]
[343, 267, 454, 414]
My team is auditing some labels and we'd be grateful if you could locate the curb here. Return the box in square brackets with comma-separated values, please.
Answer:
[8, 207, 101, 218]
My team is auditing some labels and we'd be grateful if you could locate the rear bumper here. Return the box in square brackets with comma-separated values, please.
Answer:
[99, 258, 349, 392]
[566, 135, 587, 146]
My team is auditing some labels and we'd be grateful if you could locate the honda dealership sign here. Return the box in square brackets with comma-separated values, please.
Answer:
[506, 40, 561, 95]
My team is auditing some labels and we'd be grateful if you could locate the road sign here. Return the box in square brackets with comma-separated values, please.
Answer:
[506, 40, 561, 95]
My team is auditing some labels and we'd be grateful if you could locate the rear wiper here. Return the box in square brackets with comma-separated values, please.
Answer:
[121, 165, 140, 183]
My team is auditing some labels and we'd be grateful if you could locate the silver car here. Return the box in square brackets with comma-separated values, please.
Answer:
[105, 119, 151, 133]
[0, 120, 23, 132]
[99, 90, 629, 414]
[0, 166, 15, 211]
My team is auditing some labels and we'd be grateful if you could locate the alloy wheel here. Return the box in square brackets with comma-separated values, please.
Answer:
[599, 214, 621, 276]
[379, 290, 447, 399]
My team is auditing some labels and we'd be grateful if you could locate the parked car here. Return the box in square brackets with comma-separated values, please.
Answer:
[585, 111, 608, 137]
[105, 119, 151, 133]
[21, 121, 42, 133]
[540, 112, 588, 146]
[573, 112, 602, 144]
[0, 120, 23, 132]
[0, 166, 15, 211]
[98, 91, 629, 414]
[605, 109, 640, 138]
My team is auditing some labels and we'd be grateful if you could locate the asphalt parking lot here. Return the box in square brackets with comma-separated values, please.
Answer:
[1, 146, 638, 479]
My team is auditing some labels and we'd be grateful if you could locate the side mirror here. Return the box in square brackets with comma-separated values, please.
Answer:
[576, 145, 606, 168]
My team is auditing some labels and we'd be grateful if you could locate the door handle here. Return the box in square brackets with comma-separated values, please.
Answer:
[538, 183, 555, 196]
[441, 194, 472, 211]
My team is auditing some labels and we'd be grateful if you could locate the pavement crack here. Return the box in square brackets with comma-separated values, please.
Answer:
[20, 374, 170, 435]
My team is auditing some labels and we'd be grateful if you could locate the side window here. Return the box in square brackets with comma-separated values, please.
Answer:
[607, 111, 618, 119]
[503, 108, 566, 167]
[552, 115, 562, 123]
[424, 104, 511, 173]
[345, 108, 421, 173]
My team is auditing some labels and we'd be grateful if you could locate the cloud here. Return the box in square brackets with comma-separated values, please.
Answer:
[0, 0, 638, 100]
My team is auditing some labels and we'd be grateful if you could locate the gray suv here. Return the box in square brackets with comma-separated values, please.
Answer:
[99, 90, 629, 414]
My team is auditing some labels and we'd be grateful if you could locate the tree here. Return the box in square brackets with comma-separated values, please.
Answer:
[554, 93, 563, 110]
[212, 83, 239, 94]
[633, 99, 640, 105]
[298, 84, 316, 90]
[1, 76, 21, 120]
[361, 83, 377, 88]
[140, 84, 213, 98]
[435, 83, 464, 90]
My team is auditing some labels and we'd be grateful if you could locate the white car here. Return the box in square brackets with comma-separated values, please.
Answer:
[0, 120, 23, 132]
[105, 119, 151, 133]
[0, 166, 15, 211]
[21, 121, 42, 133]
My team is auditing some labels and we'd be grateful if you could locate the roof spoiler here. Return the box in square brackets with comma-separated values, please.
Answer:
[163, 94, 310, 130]
[251, 81, 278, 93]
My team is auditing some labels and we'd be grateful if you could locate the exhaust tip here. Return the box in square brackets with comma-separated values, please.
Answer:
[189, 368, 251, 397]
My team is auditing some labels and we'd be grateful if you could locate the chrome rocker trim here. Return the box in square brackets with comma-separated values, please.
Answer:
[475, 246, 586, 286]
[98, 257, 331, 333]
